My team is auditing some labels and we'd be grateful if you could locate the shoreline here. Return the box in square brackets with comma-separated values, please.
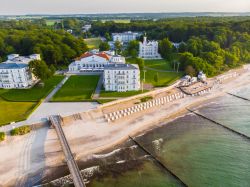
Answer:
[1, 65, 250, 186]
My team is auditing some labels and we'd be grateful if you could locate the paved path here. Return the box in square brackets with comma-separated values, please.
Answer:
[0, 102, 98, 133]
[50, 115, 86, 187]
[44, 76, 70, 102]
[92, 74, 103, 99]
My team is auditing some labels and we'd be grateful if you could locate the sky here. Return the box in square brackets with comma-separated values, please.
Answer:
[1, 0, 250, 15]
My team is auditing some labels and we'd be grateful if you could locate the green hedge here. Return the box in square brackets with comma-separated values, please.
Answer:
[140, 96, 153, 103]
[0, 132, 5, 141]
[10, 125, 31, 136]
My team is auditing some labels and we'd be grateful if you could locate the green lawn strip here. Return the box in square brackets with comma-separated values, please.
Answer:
[84, 38, 102, 49]
[0, 97, 37, 126]
[96, 99, 117, 104]
[99, 90, 148, 98]
[144, 69, 184, 87]
[51, 75, 100, 102]
[144, 59, 173, 70]
[0, 75, 64, 102]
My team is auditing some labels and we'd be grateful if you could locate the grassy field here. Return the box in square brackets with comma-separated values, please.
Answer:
[0, 76, 64, 126]
[126, 58, 183, 87]
[0, 98, 36, 126]
[1, 76, 64, 102]
[52, 75, 100, 102]
[100, 90, 148, 98]
[101, 19, 131, 23]
[45, 20, 57, 26]
[144, 59, 173, 70]
[144, 69, 183, 87]
[84, 38, 102, 49]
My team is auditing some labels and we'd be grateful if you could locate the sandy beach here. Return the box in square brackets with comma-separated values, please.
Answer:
[0, 65, 250, 187]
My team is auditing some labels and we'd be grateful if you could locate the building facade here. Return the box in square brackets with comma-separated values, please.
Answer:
[68, 51, 125, 72]
[139, 36, 161, 59]
[103, 64, 140, 92]
[112, 31, 141, 43]
[0, 54, 40, 88]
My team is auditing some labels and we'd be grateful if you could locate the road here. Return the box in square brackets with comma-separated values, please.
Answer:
[50, 115, 86, 187]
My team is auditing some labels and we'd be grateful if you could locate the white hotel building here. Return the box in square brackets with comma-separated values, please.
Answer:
[139, 36, 161, 59]
[112, 31, 141, 43]
[0, 54, 40, 88]
[68, 51, 125, 72]
[103, 64, 140, 92]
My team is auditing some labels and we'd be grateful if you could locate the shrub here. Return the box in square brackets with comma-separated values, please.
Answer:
[140, 96, 153, 103]
[10, 125, 31, 136]
[0, 132, 5, 142]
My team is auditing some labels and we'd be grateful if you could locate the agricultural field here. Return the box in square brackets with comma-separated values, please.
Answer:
[84, 38, 102, 49]
[51, 75, 100, 102]
[101, 19, 131, 23]
[45, 20, 58, 26]
[0, 76, 64, 125]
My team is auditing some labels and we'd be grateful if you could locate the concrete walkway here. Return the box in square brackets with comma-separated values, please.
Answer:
[92, 74, 103, 99]
[44, 75, 70, 102]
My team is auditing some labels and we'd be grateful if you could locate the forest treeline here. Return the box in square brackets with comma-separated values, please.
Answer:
[0, 17, 249, 76]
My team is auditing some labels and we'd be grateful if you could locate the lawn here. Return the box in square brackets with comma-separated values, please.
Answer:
[144, 59, 173, 70]
[96, 99, 117, 104]
[100, 90, 148, 98]
[0, 98, 36, 126]
[84, 38, 102, 49]
[0, 75, 64, 126]
[0, 76, 64, 102]
[144, 69, 183, 87]
[51, 75, 100, 102]
[126, 58, 183, 87]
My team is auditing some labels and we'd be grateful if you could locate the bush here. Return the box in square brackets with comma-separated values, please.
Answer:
[10, 125, 31, 136]
[140, 96, 153, 103]
[0, 132, 5, 142]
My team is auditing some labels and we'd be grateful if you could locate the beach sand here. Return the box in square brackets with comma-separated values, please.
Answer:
[0, 65, 250, 186]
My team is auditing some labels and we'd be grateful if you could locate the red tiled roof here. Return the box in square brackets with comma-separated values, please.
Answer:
[75, 52, 110, 61]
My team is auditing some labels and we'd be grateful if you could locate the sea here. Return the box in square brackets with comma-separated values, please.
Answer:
[45, 85, 250, 187]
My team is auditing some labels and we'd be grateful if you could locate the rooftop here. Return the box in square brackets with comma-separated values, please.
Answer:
[0, 62, 27, 69]
[104, 64, 139, 70]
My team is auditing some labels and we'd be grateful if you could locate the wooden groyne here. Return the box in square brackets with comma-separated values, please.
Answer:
[226, 92, 250, 102]
[187, 108, 250, 141]
[129, 136, 188, 187]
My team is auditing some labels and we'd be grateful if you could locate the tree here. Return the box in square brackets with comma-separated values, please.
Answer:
[99, 41, 110, 51]
[185, 65, 196, 77]
[127, 40, 139, 58]
[159, 38, 174, 60]
[49, 64, 56, 75]
[104, 32, 111, 41]
[29, 60, 52, 82]
[135, 58, 145, 71]
[154, 73, 159, 83]
[114, 40, 122, 54]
